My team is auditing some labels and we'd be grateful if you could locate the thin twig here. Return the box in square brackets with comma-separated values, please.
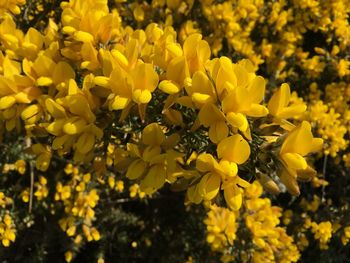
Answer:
[25, 137, 34, 213]
[29, 161, 34, 213]
[321, 154, 328, 202]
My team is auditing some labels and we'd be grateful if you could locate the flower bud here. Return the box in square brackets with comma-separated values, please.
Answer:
[258, 173, 280, 194]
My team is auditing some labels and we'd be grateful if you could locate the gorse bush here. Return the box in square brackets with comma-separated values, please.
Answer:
[0, 0, 350, 262]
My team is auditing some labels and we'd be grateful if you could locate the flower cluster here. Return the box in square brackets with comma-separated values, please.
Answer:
[204, 182, 300, 263]
[204, 204, 237, 252]
[0, 0, 349, 262]
[0, 193, 15, 247]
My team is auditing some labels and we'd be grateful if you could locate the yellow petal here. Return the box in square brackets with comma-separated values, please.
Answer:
[3, 107, 16, 119]
[63, 117, 87, 135]
[53, 62, 75, 85]
[127, 143, 141, 158]
[132, 63, 159, 93]
[278, 104, 307, 119]
[142, 123, 165, 146]
[267, 83, 290, 116]
[187, 183, 203, 204]
[5, 118, 16, 131]
[159, 80, 181, 94]
[52, 135, 70, 150]
[224, 186, 242, 211]
[125, 38, 139, 68]
[233, 64, 249, 88]
[132, 89, 152, 104]
[65, 94, 95, 122]
[218, 160, 237, 177]
[111, 49, 129, 69]
[21, 104, 41, 120]
[310, 138, 323, 152]
[198, 103, 225, 126]
[45, 98, 67, 119]
[163, 108, 183, 126]
[2, 239, 10, 247]
[0, 76, 17, 95]
[36, 152, 51, 172]
[74, 31, 94, 42]
[14, 86, 41, 103]
[236, 176, 250, 188]
[281, 121, 317, 156]
[217, 134, 250, 164]
[166, 43, 183, 57]
[183, 34, 210, 74]
[46, 119, 66, 136]
[281, 153, 308, 170]
[110, 96, 130, 110]
[62, 26, 76, 34]
[183, 34, 202, 59]
[142, 146, 161, 162]
[226, 112, 248, 131]
[190, 71, 216, 100]
[166, 56, 190, 85]
[198, 172, 221, 200]
[76, 133, 95, 154]
[196, 153, 218, 172]
[68, 79, 80, 95]
[244, 104, 269, 117]
[32, 55, 55, 77]
[31, 144, 47, 154]
[191, 93, 213, 105]
[296, 165, 317, 181]
[126, 159, 147, 180]
[215, 57, 237, 97]
[208, 121, 228, 143]
[280, 169, 300, 196]
[140, 164, 166, 194]
[3, 57, 21, 77]
[0, 96, 16, 110]
[247, 76, 265, 103]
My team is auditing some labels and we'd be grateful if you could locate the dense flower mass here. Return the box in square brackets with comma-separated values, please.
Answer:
[0, 0, 349, 262]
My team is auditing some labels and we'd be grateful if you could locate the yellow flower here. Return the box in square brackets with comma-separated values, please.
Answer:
[140, 164, 166, 195]
[279, 121, 323, 195]
[222, 75, 268, 121]
[183, 33, 211, 75]
[187, 134, 250, 210]
[0, 214, 16, 247]
[159, 56, 189, 95]
[21, 189, 29, 203]
[65, 251, 73, 262]
[185, 70, 217, 107]
[142, 123, 165, 146]
[14, 160, 26, 174]
[122, 123, 184, 195]
[268, 83, 307, 120]
[217, 135, 250, 164]
[133, 4, 144, 22]
[98, 46, 159, 113]
[131, 63, 159, 105]
[198, 103, 227, 143]
[31, 144, 52, 172]
[337, 59, 350, 77]
[204, 204, 237, 251]
[129, 184, 145, 199]
[115, 180, 124, 192]
[0, 193, 12, 208]
[311, 221, 332, 249]
[201, 57, 269, 132]
[0, 0, 26, 15]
